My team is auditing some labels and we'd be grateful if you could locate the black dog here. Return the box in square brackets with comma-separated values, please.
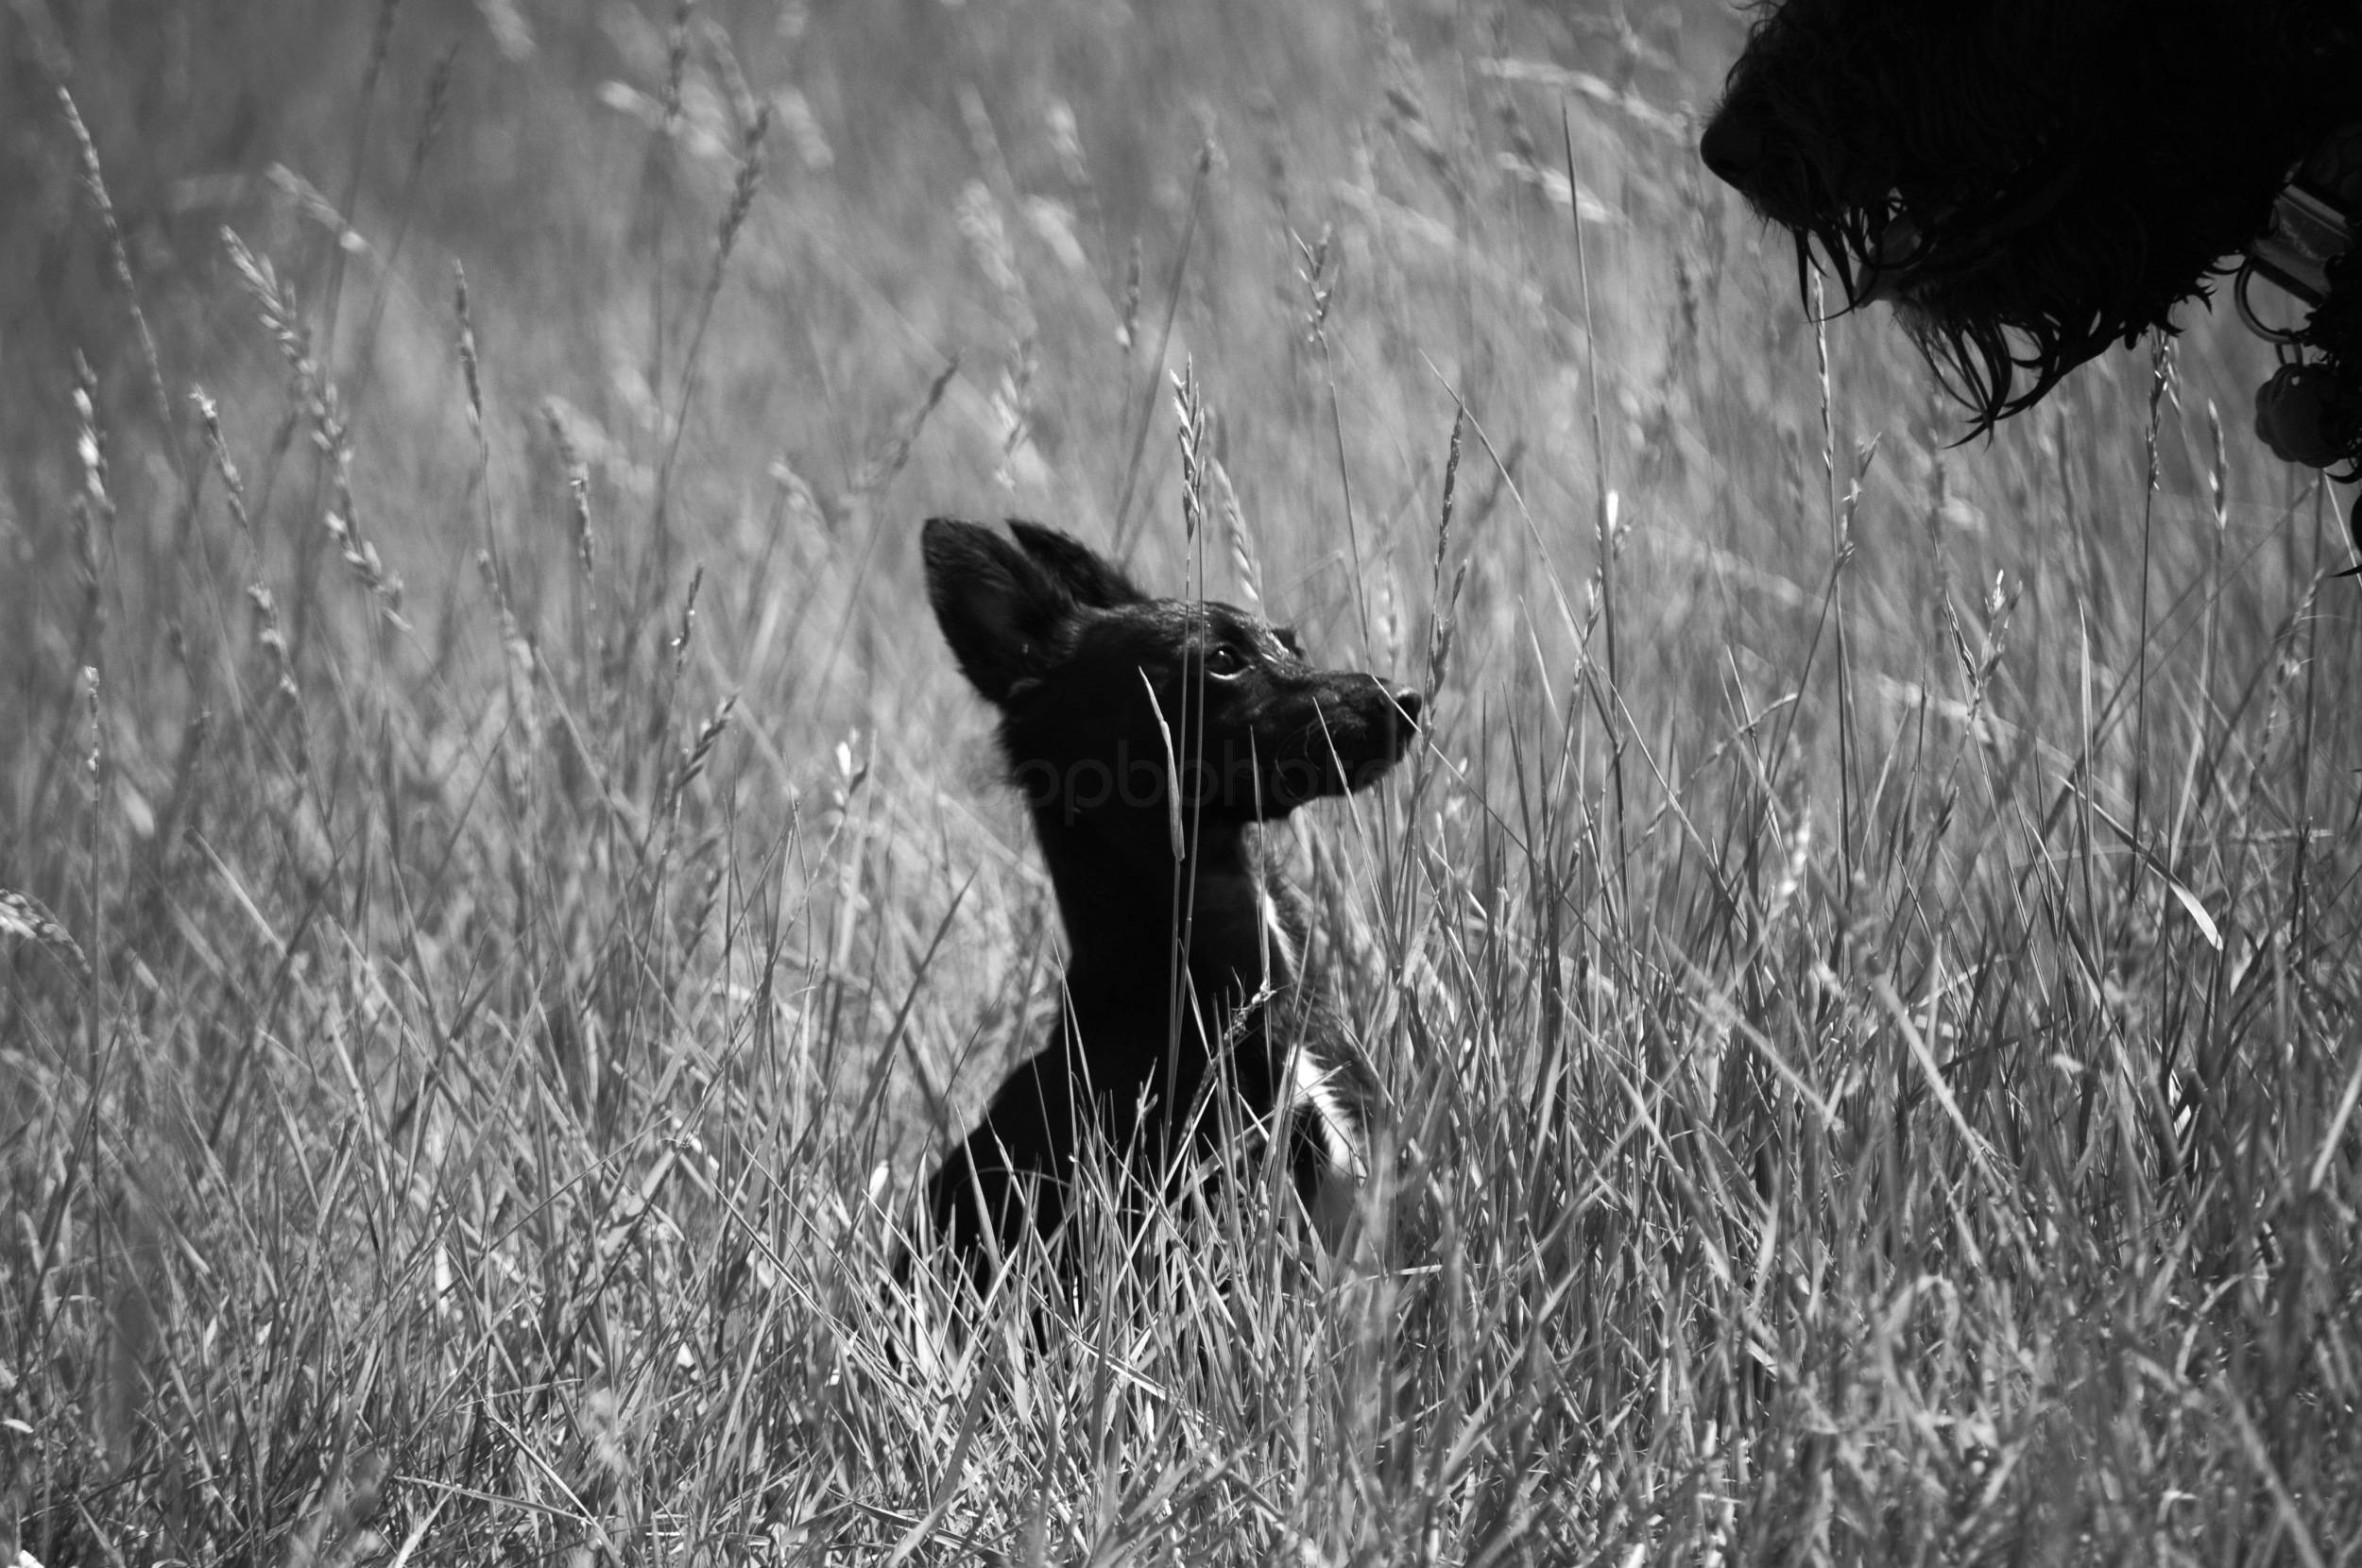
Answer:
[915, 518, 1421, 1286]
[1701, 0, 2362, 467]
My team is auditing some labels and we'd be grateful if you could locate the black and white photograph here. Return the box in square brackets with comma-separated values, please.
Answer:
[4, 1, 2359, 1560]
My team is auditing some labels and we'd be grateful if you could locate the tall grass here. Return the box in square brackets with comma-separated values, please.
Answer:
[4, 2, 2359, 1562]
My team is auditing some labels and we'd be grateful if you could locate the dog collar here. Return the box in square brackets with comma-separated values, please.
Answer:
[2241, 126, 2362, 474]
[2240, 124, 2360, 327]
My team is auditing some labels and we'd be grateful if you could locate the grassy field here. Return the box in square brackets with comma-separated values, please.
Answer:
[6, 1, 2362, 1561]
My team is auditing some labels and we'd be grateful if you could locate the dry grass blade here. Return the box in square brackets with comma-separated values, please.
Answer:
[0, 888, 93, 987]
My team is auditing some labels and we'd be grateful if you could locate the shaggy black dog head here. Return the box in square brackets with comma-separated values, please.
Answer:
[1702, 0, 2351, 431]
[922, 518, 1422, 851]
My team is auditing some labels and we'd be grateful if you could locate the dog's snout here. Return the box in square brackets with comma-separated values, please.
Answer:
[1387, 687, 1425, 738]
[1700, 109, 1760, 186]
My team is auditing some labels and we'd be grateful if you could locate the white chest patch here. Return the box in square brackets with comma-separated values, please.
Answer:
[1253, 875, 1364, 1251]
[1288, 1048, 1364, 1253]
[1255, 881, 1299, 986]
[1288, 1048, 1365, 1178]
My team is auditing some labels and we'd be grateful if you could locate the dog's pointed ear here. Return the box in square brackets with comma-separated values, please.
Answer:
[1004, 520, 1144, 610]
[922, 517, 1081, 704]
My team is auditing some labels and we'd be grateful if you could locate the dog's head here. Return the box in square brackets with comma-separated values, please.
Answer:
[921, 518, 1421, 841]
[1701, 0, 2327, 430]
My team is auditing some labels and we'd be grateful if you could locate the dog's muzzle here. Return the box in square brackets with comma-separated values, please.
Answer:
[1700, 111, 1761, 191]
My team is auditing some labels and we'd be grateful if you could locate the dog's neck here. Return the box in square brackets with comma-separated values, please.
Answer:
[1028, 809, 1296, 1037]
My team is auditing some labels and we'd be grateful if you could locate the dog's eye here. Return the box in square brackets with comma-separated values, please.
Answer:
[1203, 644, 1249, 677]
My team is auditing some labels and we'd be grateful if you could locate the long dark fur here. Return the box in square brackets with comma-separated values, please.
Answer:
[914, 518, 1421, 1286]
[1701, 0, 2362, 433]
